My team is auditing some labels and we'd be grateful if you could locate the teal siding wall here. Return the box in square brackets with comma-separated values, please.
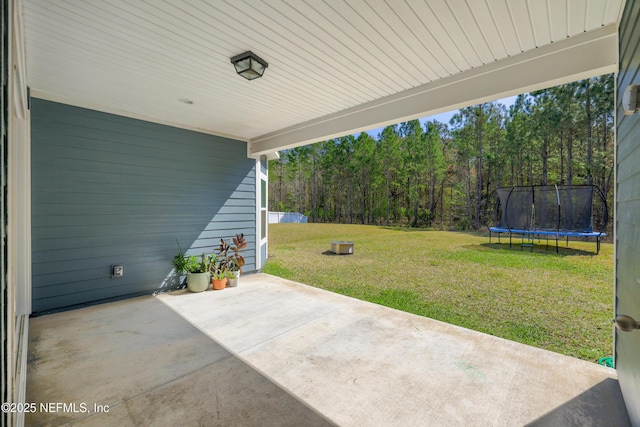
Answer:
[616, 0, 640, 422]
[31, 99, 256, 313]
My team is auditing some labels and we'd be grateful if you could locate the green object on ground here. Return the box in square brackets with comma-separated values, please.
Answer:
[598, 357, 614, 368]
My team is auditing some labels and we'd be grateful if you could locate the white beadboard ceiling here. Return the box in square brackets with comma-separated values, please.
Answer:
[23, 0, 624, 155]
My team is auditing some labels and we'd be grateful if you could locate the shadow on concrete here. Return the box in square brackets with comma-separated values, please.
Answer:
[27, 296, 335, 427]
[525, 378, 630, 427]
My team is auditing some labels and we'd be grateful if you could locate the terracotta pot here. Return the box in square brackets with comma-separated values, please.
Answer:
[211, 278, 227, 290]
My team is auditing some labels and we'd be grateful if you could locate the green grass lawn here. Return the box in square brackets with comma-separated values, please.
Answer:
[263, 223, 614, 362]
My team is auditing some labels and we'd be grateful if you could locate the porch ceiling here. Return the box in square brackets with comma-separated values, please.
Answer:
[23, 1, 622, 156]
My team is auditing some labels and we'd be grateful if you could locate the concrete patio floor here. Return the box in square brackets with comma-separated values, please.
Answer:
[27, 273, 629, 426]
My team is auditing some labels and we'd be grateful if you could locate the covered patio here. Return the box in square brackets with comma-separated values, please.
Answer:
[4, 0, 640, 425]
[27, 274, 628, 426]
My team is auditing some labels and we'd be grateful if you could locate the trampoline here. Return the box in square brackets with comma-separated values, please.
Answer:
[489, 185, 608, 254]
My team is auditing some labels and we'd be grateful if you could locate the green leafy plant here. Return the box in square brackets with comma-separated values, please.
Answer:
[208, 252, 225, 277]
[172, 241, 214, 274]
[180, 253, 213, 273]
[172, 251, 189, 274]
[211, 270, 227, 280]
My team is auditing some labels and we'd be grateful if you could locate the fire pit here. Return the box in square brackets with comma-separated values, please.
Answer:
[330, 241, 354, 255]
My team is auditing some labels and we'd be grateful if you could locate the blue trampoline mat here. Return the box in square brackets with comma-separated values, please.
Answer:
[489, 227, 606, 238]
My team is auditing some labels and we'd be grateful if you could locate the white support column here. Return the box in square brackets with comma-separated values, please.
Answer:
[255, 155, 268, 270]
[7, 1, 31, 425]
[8, 0, 30, 317]
[255, 157, 261, 270]
[261, 156, 268, 268]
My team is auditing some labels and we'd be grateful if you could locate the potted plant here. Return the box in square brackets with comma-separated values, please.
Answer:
[217, 233, 247, 287]
[209, 254, 227, 290]
[226, 269, 240, 288]
[172, 245, 213, 293]
[211, 270, 227, 290]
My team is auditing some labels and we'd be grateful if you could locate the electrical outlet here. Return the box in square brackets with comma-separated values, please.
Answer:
[111, 265, 124, 278]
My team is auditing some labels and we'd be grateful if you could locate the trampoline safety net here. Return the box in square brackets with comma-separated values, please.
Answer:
[495, 185, 598, 232]
[490, 185, 608, 253]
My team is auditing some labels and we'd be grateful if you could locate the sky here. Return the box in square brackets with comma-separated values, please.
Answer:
[362, 95, 517, 139]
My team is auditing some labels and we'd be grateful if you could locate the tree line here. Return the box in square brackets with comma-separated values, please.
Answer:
[268, 75, 614, 230]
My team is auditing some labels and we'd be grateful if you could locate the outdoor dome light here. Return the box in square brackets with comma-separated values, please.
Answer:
[230, 51, 268, 80]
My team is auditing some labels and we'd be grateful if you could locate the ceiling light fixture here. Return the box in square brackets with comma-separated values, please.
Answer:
[230, 51, 268, 80]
